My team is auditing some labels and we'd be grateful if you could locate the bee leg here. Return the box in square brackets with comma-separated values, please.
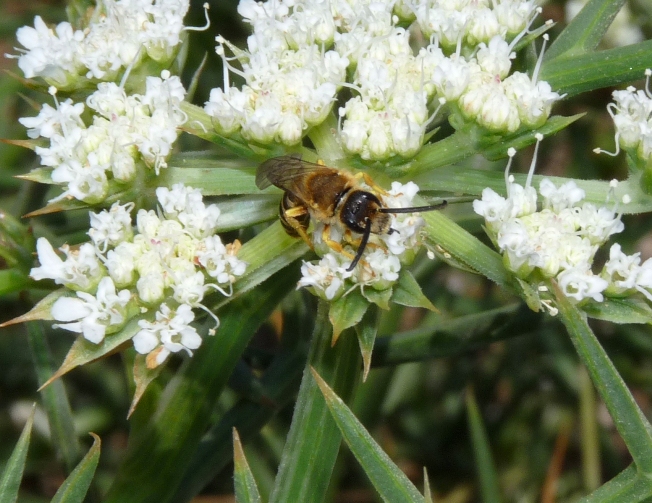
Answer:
[352, 172, 389, 195]
[321, 225, 355, 260]
[281, 201, 313, 249]
[343, 228, 382, 251]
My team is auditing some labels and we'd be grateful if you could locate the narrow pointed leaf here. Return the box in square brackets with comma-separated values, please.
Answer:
[172, 335, 306, 501]
[0, 404, 35, 503]
[422, 211, 508, 286]
[355, 305, 379, 382]
[311, 368, 424, 503]
[553, 281, 652, 472]
[545, 0, 626, 61]
[0, 289, 67, 327]
[233, 429, 262, 503]
[405, 115, 581, 177]
[128, 354, 164, 418]
[540, 40, 652, 98]
[416, 166, 652, 214]
[15, 167, 54, 184]
[23, 199, 91, 218]
[466, 388, 502, 503]
[391, 271, 437, 311]
[27, 322, 80, 471]
[269, 301, 361, 503]
[423, 468, 432, 502]
[51, 433, 101, 503]
[211, 223, 308, 310]
[40, 315, 142, 389]
[329, 289, 370, 344]
[581, 297, 652, 324]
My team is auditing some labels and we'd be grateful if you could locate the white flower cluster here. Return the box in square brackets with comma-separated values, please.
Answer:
[298, 181, 425, 301]
[474, 149, 628, 303]
[29, 184, 247, 368]
[206, 0, 560, 160]
[13, 0, 189, 88]
[204, 0, 349, 145]
[600, 70, 652, 167]
[19, 73, 187, 203]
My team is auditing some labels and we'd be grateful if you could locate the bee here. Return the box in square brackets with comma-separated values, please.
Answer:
[256, 155, 447, 271]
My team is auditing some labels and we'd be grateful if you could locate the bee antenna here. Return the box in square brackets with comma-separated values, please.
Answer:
[347, 218, 372, 271]
[378, 200, 447, 214]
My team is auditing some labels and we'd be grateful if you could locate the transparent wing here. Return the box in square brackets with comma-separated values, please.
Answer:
[255, 155, 337, 191]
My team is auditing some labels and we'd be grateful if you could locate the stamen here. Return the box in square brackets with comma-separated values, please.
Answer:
[525, 133, 544, 189]
[531, 34, 548, 84]
[504, 147, 517, 197]
[185, 3, 211, 32]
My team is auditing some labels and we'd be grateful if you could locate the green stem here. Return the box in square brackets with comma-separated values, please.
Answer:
[579, 365, 601, 492]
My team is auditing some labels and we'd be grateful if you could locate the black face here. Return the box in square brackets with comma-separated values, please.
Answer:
[339, 190, 382, 233]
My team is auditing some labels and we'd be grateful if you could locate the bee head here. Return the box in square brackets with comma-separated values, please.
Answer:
[340, 190, 391, 234]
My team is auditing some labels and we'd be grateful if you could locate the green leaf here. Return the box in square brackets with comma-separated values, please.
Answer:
[233, 429, 262, 503]
[422, 211, 508, 287]
[51, 433, 101, 503]
[0, 289, 67, 328]
[0, 404, 34, 503]
[404, 115, 581, 177]
[466, 388, 502, 503]
[128, 354, 164, 418]
[212, 195, 278, 232]
[269, 300, 361, 503]
[545, 0, 626, 60]
[211, 222, 308, 310]
[26, 322, 80, 472]
[40, 315, 143, 389]
[311, 368, 424, 503]
[15, 167, 55, 184]
[172, 331, 306, 501]
[582, 297, 652, 324]
[105, 268, 297, 503]
[391, 270, 437, 311]
[415, 166, 652, 214]
[541, 40, 652, 98]
[362, 286, 392, 310]
[161, 162, 263, 196]
[515, 277, 543, 313]
[552, 281, 652, 473]
[581, 464, 652, 502]
[355, 305, 379, 382]
[373, 304, 539, 367]
[329, 289, 370, 344]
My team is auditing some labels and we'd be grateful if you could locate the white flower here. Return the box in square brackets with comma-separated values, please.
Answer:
[106, 242, 140, 287]
[51, 276, 131, 343]
[88, 202, 134, 252]
[539, 179, 585, 212]
[557, 267, 608, 302]
[30, 238, 104, 291]
[14, 2, 189, 85]
[297, 253, 353, 301]
[602, 243, 642, 293]
[133, 303, 203, 367]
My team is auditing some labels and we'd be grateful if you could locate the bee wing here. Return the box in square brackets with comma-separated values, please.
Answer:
[256, 155, 337, 192]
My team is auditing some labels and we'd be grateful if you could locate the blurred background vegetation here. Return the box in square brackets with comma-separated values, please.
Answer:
[0, 0, 651, 501]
